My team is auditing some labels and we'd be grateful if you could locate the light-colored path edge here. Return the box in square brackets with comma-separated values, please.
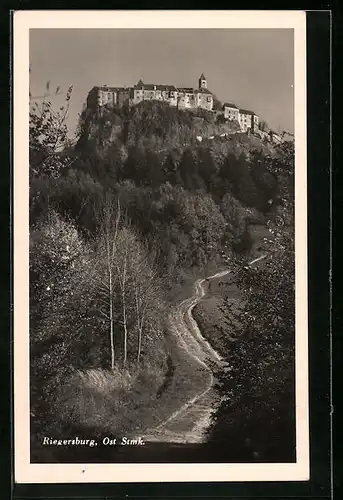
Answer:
[143, 255, 267, 443]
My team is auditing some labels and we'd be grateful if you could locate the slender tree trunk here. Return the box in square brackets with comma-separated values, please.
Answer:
[134, 284, 141, 365]
[122, 290, 128, 367]
[109, 274, 115, 370]
[137, 327, 142, 364]
[93, 195, 122, 371]
[137, 303, 147, 365]
[122, 248, 128, 367]
[137, 318, 145, 365]
[106, 225, 115, 371]
[109, 198, 121, 370]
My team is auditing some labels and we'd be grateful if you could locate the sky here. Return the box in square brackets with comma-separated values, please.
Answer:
[30, 29, 294, 137]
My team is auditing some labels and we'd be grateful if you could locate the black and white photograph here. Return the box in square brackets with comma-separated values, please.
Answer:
[14, 10, 308, 483]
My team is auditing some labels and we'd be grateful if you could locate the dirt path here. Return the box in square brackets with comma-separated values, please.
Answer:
[143, 256, 267, 445]
[143, 269, 229, 444]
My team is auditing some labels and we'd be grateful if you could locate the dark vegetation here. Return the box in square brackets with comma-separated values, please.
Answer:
[29, 88, 295, 462]
[209, 235, 296, 462]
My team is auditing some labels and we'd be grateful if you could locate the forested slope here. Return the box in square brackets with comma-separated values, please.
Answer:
[29, 95, 295, 460]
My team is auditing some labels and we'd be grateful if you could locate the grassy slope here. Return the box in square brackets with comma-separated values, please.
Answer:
[31, 309, 212, 462]
[192, 224, 271, 355]
[192, 274, 243, 357]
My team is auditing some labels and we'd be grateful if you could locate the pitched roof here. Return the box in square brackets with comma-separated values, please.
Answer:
[134, 80, 145, 89]
[165, 85, 177, 91]
[223, 102, 239, 109]
[133, 83, 156, 90]
[134, 82, 177, 91]
[156, 84, 177, 91]
[200, 73, 206, 79]
[177, 87, 195, 93]
[239, 108, 255, 115]
[195, 88, 213, 95]
[89, 80, 214, 99]
[90, 86, 128, 93]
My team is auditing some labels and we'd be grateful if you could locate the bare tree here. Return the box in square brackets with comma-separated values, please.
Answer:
[131, 245, 160, 364]
[91, 194, 121, 370]
[114, 228, 130, 367]
[91, 201, 163, 369]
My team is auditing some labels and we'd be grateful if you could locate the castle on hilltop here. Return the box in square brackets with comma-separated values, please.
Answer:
[86, 73, 260, 133]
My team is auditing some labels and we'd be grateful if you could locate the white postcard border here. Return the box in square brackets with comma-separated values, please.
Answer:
[14, 9, 308, 484]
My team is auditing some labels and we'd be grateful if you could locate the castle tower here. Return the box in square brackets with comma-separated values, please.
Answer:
[198, 73, 207, 89]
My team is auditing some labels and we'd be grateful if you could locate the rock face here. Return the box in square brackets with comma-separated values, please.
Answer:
[79, 101, 245, 156]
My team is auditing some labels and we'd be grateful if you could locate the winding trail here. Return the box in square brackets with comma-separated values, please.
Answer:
[143, 255, 267, 444]
[142, 269, 229, 444]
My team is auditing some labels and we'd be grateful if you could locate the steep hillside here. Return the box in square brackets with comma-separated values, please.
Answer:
[29, 95, 295, 461]
[77, 100, 276, 159]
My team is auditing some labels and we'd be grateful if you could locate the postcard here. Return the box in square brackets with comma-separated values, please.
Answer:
[13, 9, 308, 483]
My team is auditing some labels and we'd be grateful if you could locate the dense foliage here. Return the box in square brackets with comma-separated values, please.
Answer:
[205, 142, 296, 461]
[206, 227, 296, 461]
[29, 95, 295, 460]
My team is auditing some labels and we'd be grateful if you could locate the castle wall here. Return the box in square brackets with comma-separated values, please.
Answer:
[168, 91, 178, 107]
[224, 106, 239, 121]
[86, 78, 258, 126]
[177, 92, 197, 109]
[252, 114, 259, 131]
[239, 112, 253, 132]
[99, 89, 117, 107]
[197, 93, 213, 111]
[117, 89, 130, 107]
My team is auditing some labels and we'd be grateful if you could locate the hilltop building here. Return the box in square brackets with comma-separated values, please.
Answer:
[223, 103, 259, 133]
[86, 73, 214, 113]
[86, 73, 260, 134]
[223, 102, 240, 122]
[238, 108, 259, 133]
